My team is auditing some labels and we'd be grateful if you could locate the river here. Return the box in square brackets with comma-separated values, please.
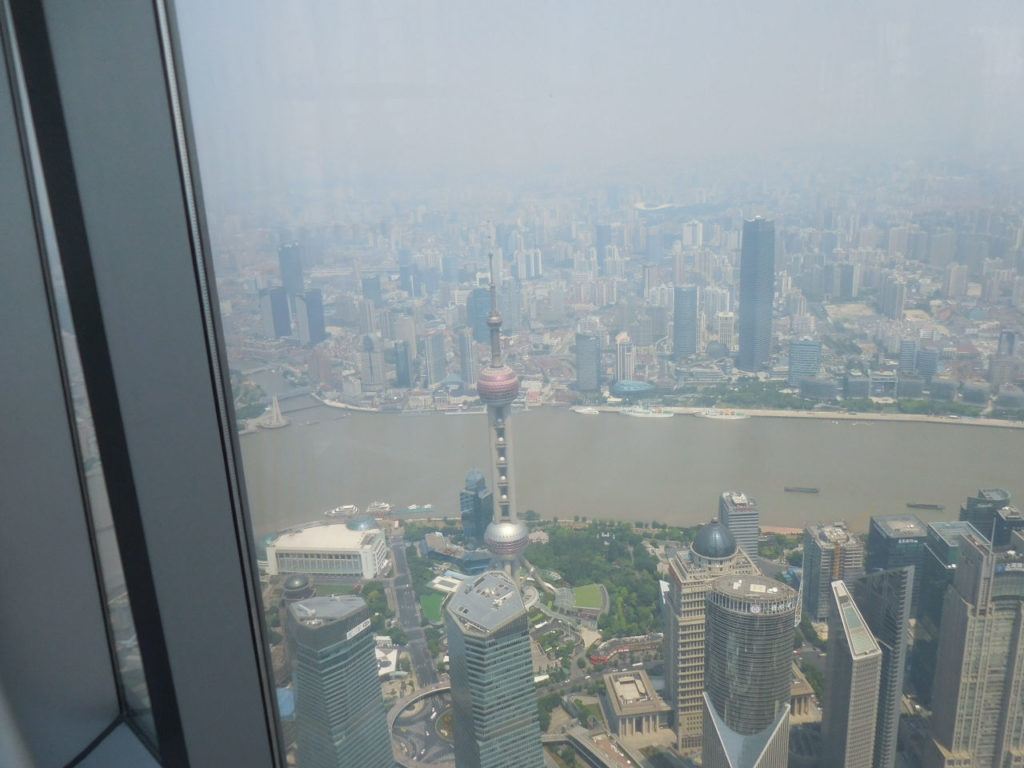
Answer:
[239, 403, 1021, 540]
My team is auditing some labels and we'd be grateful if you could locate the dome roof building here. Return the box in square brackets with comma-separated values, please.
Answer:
[692, 519, 738, 561]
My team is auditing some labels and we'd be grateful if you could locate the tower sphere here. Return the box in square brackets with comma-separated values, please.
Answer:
[484, 519, 529, 559]
[477, 364, 520, 405]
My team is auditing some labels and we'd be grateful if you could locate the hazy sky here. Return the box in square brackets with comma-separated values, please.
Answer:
[176, 1, 1024, 207]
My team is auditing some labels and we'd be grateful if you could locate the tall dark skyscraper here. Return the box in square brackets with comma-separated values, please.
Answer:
[278, 243, 304, 303]
[296, 289, 326, 346]
[424, 331, 447, 387]
[736, 217, 775, 371]
[459, 468, 493, 546]
[260, 286, 290, 339]
[457, 327, 477, 390]
[866, 515, 926, 618]
[466, 287, 491, 344]
[674, 285, 700, 359]
[394, 340, 413, 387]
[361, 274, 383, 307]
[702, 575, 796, 768]
[575, 333, 601, 392]
[284, 596, 393, 768]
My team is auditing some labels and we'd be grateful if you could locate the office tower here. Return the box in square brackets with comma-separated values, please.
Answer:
[595, 223, 612, 271]
[399, 263, 420, 297]
[803, 522, 864, 620]
[674, 285, 700, 359]
[615, 332, 635, 382]
[446, 572, 544, 768]
[787, 338, 822, 386]
[736, 217, 775, 371]
[898, 339, 918, 373]
[822, 581, 882, 768]
[575, 333, 601, 392]
[260, 286, 290, 339]
[359, 335, 386, 388]
[959, 488, 1012, 541]
[879, 277, 905, 320]
[498, 280, 522, 332]
[466, 287, 491, 344]
[850, 568, 911, 768]
[285, 596, 393, 768]
[989, 330, 1020, 388]
[839, 262, 862, 299]
[702, 575, 797, 768]
[460, 469, 493, 546]
[394, 340, 413, 388]
[917, 346, 939, 380]
[944, 263, 968, 299]
[393, 312, 417, 351]
[664, 520, 759, 752]
[717, 312, 736, 352]
[718, 492, 759, 557]
[914, 522, 982, 706]
[477, 258, 529, 578]
[643, 264, 658, 298]
[425, 331, 447, 388]
[457, 327, 477, 390]
[278, 243, 304, 304]
[925, 531, 1024, 768]
[361, 274, 383, 307]
[866, 515, 926, 618]
[295, 289, 326, 346]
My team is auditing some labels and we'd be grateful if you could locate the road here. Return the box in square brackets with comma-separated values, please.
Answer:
[390, 534, 439, 687]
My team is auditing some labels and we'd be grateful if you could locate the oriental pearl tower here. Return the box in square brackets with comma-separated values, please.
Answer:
[477, 255, 530, 580]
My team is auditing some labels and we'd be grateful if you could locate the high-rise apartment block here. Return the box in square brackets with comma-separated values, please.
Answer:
[284, 596, 393, 768]
[458, 327, 478, 389]
[295, 289, 326, 346]
[803, 522, 864, 620]
[278, 242, 304, 301]
[850, 568, 912, 768]
[664, 520, 759, 752]
[822, 581, 881, 768]
[575, 333, 601, 392]
[702, 575, 797, 768]
[615, 332, 635, 382]
[925, 531, 1024, 768]
[445, 572, 544, 768]
[425, 331, 447, 388]
[674, 285, 700, 359]
[866, 515, 926, 617]
[718, 492, 760, 557]
[737, 217, 775, 371]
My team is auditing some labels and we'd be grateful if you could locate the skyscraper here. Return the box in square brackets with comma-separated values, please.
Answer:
[466, 287, 491, 344]
[702, 575, 796, 768]
[425, 331, 447, 388]
[476, 257, 529, 578]
[718, 492, 759, 558]
[260, 286, 290, 339]
[737, 217, 775, 371]
[460, 469, 493, 546]
[866, 515, 926, 617]
[359, 335, 386, 388]
[445, 571, 544, 768]
[787, 338, 822, 386]
[674, 285, 700, 359]
[394, 339, 413, 387]
[664, 520, 759, 752]
[850, 567, 912, 768]
[295, 289, 326, 346]
[575, 333, 601, 392]
[959, 488, 1013, 543]
[615, 332, 635, 382]
[278, 243, 304, 303]
[925, 531, 1024, 768]
[284, 596, 393, 768]
[803, 522, 864, 620]
[457, 327, 478, 390]
[879, 276, 905, 320]
[822, 581, 882, 768]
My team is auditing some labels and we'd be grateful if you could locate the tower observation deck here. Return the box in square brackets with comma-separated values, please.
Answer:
[478, 255, 529, 579]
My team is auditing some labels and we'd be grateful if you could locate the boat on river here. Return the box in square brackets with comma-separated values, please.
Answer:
[694, 408, 749, 420]
[907, 502, 946, 511]
[572, 406, 600, 415]
[784, 487, 820, 494]
[621, 406, 673, 419]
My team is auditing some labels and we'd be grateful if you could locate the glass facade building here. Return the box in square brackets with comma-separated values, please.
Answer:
[736, 218, 775, 372]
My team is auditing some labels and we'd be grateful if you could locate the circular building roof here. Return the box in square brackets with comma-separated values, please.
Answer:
[347, 514, 379, 531]
[283, 574, 310, 591]
[692, 519, 737, 559]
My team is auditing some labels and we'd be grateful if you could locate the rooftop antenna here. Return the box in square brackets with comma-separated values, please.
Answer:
[487, 252, 503, 366]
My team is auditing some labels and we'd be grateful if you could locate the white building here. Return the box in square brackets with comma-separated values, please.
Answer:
[266, 521, 389, 579]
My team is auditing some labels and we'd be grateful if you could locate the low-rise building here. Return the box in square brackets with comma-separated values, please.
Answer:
[266, 520, 389, 579]
[603, 670, 672, 738]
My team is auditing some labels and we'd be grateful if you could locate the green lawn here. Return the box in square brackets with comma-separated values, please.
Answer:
[420, 593, 444, 623]
[573, 584, 604, 610]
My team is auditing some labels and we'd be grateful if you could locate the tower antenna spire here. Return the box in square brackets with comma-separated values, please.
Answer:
[487, 252, 503, 366]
